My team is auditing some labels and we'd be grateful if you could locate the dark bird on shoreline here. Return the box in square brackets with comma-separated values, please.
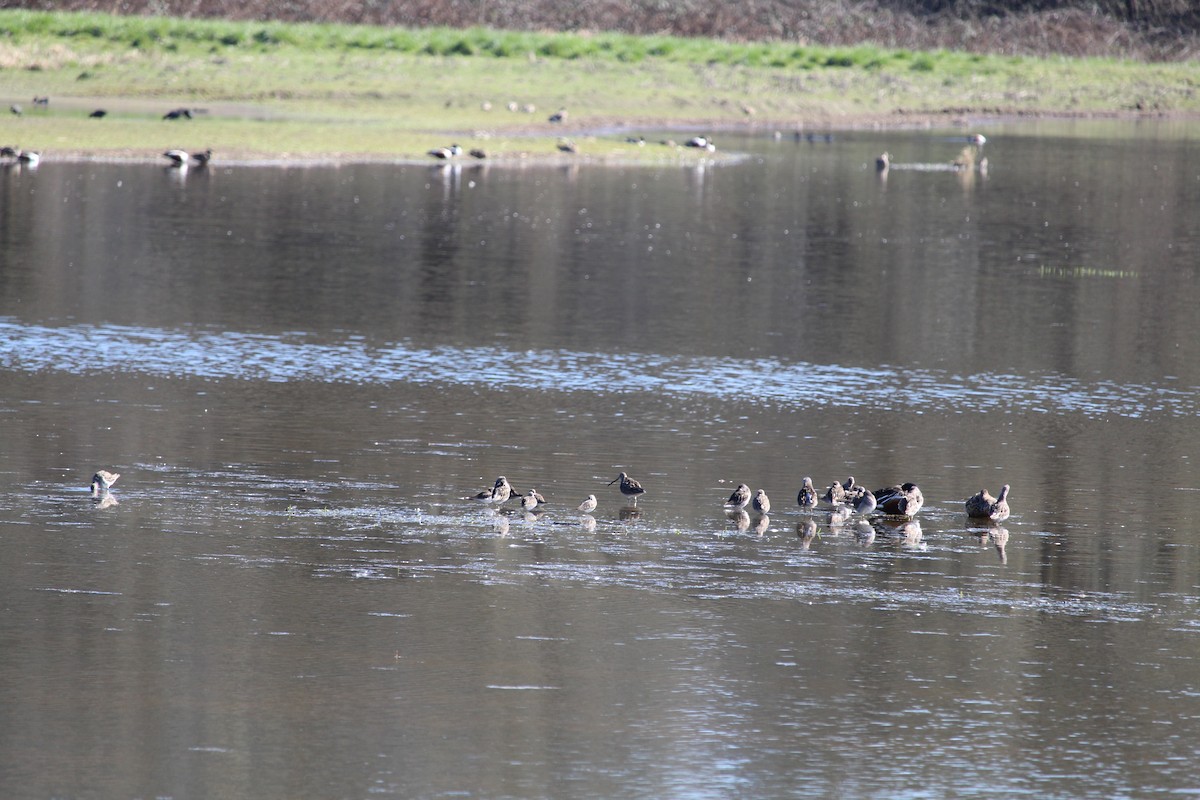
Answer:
[163, 108, 193, 120]
[89, 109, 108, 118]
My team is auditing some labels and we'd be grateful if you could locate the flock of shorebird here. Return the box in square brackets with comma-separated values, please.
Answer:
[467, 472, 1012, 523]
[4, 98, 212, 171]
[84, 467, 1011, 528]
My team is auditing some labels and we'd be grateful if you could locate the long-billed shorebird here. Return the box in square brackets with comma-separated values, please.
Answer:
[577, 494, 598, 514]
[966, 484, 1011, 522]
[797, 477, 818, 510]
[608, 472, 645, 504]
[91, 470, 120, 497]
[724, 483, 752, 510]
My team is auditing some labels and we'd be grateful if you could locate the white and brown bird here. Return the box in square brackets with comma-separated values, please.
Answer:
[752, 489, 771, 515]
[91, 470, 120, 497]
[520, 490, 540, 512]
[577, 494, 598, 514]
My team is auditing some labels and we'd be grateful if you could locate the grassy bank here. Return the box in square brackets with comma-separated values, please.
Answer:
[1, 10, 1198, 163]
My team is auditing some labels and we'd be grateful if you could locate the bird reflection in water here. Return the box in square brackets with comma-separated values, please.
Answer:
[796, 518, 818, 549]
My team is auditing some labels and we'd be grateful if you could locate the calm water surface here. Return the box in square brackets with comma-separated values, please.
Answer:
[2, 121, 1200, 798]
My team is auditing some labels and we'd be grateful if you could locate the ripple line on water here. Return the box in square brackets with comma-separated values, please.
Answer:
[0, 319, 1194, 419]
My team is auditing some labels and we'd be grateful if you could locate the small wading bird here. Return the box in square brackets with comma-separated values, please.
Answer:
[548, 108, 568, 123]
[752, 489, 771, 515]
[796, 477, 818, 510]
[966, 484, 1011, 522]
[853, 489, 877, 517]
[873, 482, 924, 518]
[162, 149, 190, 167]
[520, 490, 540, 512]
[577, 495, 598, 514]
[556, 139, 577, 154]
[16, 150, 40, 166]
[428, 144, 463, 160]
[608, 472, 645, 504]
[191, 148, 213, 167]
[91, 470, 120, 497]
[724, 483, 752, 511]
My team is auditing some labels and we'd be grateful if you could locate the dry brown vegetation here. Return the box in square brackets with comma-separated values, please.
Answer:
[4, 0, 1198, 60]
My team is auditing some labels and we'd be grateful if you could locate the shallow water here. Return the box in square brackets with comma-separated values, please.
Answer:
[2, 122, 1200, 798]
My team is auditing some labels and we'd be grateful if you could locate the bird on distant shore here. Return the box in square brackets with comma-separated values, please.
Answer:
[556, 138, 577, 154]
[468, 148, 487, 159]
[548, 108, 568, 123]
[608, 472, 645, 504]
[797, 477, 818, 510]
[162, 149, 189, 167]
[191, 148, 213, 167]
[724, 484, 752, 511]
[163, 108, 192, 120]
[89, 109, 108, 118]
[966, 484, 1011, 522]
[91, 470, 120, 497]
[876, 152, 891, 171]
[752, 489, 771, 515]
[16, 150, 40, 166]
[0, 145, 19, 159]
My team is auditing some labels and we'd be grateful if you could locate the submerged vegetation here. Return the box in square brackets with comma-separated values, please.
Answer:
[0, 9, 1197, 162]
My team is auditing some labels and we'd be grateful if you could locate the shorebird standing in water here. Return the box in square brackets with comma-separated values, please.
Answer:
[520, 490, 540, 512]
[874, 482, 924, 517]
[489, 476, 513, 505]
[966, 484, 1011, 522]
[577, 494, 598, 514]
[725, 484, 752, 511]
[608, 472, 645, 504]
[91, 470, 120, 497]
[797, 477, 818, 510]
[752, 489, 771, 515]
[853, 489, 877, 517]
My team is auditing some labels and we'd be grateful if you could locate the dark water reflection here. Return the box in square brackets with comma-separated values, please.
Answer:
[2, 122, 1200, 798]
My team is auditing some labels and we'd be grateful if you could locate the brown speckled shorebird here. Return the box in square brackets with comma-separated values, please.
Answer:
[966, 484, 1011, 522]
[577, 494, 598, 514]
[752, 489, 771, 515]
[724, 483, 752, 511]
[608, 472, 645, 504]
[797, 477, 818, 510]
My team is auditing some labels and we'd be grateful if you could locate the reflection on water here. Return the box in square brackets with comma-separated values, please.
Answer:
[2, 123, 1200, 799]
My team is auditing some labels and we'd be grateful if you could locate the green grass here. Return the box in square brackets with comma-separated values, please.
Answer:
[1, 9, 1197, 161]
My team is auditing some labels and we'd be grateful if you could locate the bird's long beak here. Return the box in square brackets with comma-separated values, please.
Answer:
[607, 477, 618, 485]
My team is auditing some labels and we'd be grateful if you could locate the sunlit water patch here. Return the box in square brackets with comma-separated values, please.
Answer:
[3, 319, 1195, 419]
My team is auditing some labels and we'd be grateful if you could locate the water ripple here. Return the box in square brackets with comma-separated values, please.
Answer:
[1, 319, 1194, 418]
